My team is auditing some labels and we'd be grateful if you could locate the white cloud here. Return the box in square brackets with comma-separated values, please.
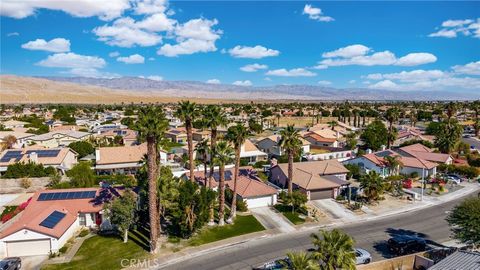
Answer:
[240, 63, 268, 72]
[157, 18, 221, 57]
[21, 38, 70, 53]
[318, 44, 437, 68]
[429, 18, 480, 39]
[109, 51, 120, 57]
[396, 53, 437, 66]
[322, 44, 370, 58]
[37, 52, 105, 69]
[7, 32, 19, 37]
[266, 68, 316, 77]
[302, 4, 334, 22]
[117, 54, 145, 64]
[318, 80, 332, 85]
[349, 80, 356, 84]
[66, 68, 119, 78]
[133, 0, 167, 15]
[93, 17, 162, 47]
[206, 79, 221, 84]
[147, 75, 163, 81]
[136, 12, 176, 32]
[228, 45, 279, 59]
[452, 60, 480, 75]
[365, 70, 446, 82]
[232, 80, 252, 86]
[0, 0, 131, 20]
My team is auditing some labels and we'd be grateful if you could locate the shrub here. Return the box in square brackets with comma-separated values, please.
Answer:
[78, 229, 89, 237]
[335, 194, 345, 201]
[59, 246, 68, 254]
[438, 164, 479, 179]
[253, 160, 269, 169]
[20, 178, 32, 189]
[2, 162, 56, 179]
[410, 172, 419, 179]
[345, 164, 361, 180]
[225, 189, 248, 212]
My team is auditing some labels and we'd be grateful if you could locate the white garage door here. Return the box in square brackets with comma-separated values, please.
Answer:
[246, 196, 274, 208]
[7, 239, 50, 256]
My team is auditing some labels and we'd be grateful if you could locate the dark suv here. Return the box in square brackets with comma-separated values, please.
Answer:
[387, 235, 427, 256]
[0, 257, 21, 270]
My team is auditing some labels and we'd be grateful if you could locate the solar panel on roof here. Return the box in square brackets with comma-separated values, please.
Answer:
[39, 211, 66, 229]
[213, 171, 233, 181]
[37, 191, 96, 201]
[58, 192, 68, 200]
[0, 151, 23, 162]
[66, 192, 75, 199]
[375, 151, 392, 158]
[38, 193, 47, 201]
[44, 193, 55, 200]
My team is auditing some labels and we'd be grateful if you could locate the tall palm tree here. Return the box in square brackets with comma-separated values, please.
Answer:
[195, 139, 210, 181]
[385, 107, 400, 149]
[134, 106, 168, 254]
[279, 125, 302, 194]
[203, 105, 228, 188]
[213, 141, 234, 226]
[311, 229, 356, 270]
[384, 155, 403, 176]
[328, 120, 337, 131]
[225, 123, 250, 223]
[175, 101, 199, 181]
[283, 252, 319, 270]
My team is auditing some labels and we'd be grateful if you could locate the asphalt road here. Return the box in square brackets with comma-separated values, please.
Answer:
[159, 195, 474, 270]
[462, 136, 480, 150]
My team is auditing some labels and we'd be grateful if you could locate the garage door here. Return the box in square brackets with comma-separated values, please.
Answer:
[7, 239, 50, 257]
[310, 189, 332, 200]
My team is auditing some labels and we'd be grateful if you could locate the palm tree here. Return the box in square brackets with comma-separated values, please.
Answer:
[225, 123, 250, 223]
[385, 107, 400, 149]
[134, 106, 168, 254]
[311, 229, 356, 270]
[328, 120, 337, 131]
[203, 105, 228, 188]
[471, 101, 480, 137]
[213, 141, 234, 226]
[195, 139, 210, 181]
[283, 251, 319, 270]
[175, 101, 199, 181]
[279, 125, 302, 194]
[384, 155, 403, 176]
[360, 171, 385, 203]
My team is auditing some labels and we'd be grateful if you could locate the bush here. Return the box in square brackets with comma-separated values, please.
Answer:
[69, 141, 94, 158]
[438, 164, 479, 179]
[2, 162, 56, 179]
[399, 139, 434, 149]
[67, 162, 96, 187]
[20, 178, 32, 189]
[59, 246, 68, 254]
[225, 189, 248, 212]
[345, 164, 361, 180]
[78, 229, 89, 237]
[335, 194, 345, 201]
[410, 172, 419, 179]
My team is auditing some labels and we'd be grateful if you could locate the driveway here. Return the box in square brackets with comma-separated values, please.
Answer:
[250, 207, 295, 233]
[20, 255, 48, 270]
[311, 199, 356, 221]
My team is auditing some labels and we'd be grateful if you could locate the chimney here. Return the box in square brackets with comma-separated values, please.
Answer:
[381, 145, 386, 151]
[29, 152, 38, 164]
[95, 149, 101, 162]
[366, 149, 373, 154]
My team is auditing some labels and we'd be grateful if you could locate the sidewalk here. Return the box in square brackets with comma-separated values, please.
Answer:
[250, 207, 296, 233]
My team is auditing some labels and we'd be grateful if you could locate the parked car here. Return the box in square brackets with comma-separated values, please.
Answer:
[0, 257, 21, 270]
[355, 248, 372, 264]
[446, 174, 462, 185]
[387, 235, 427, 256]
[253, 257, 290, 270]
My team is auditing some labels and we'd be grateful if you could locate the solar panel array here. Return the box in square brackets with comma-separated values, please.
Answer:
[38, 191, 96, 201]
[375, 151, 392, 158]
[0, 151, 23, 162]
[213, 171, 233, 181]
[26, 150, 60, 157]
[170, 130, 181, 134]
[39, 211, 66, 229]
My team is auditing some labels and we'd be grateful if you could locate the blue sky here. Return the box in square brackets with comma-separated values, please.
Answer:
[1, 1, 479, 92]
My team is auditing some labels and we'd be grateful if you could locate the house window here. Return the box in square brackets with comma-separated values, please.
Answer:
[79, 214, 86, 226]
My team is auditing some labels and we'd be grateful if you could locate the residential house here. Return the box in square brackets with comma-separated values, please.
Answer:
[240, 139, 268, 164]
[26, 130, 92, 148]
[192, 129, 211, 142]
[0, 187, 121, 257]
[191, 166, 278, 208]
[94, 144, 167, 175]
[0, 131, 34, 149]
[429, 250, 480, 270]
[0, 147, 78, 175]
[1, 120, 29, 129]
[256, 135, 311, 157]
[396, 143, 453, 165]
[165, 128, 188, 144]
[303, 131, 339, 148]
[269, 160, 349, 200]
[95, 129, 138, 146]
[344, 149, 437, 178]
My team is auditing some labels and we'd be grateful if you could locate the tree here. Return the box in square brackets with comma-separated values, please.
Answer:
[447, 197, 480, 248]
[195, 139, 210, 180]
[359, 171, 385, 203]
[104, 190, 137, 243]
[175, 101, 199, 181]
[68, 141, 94, 158]
[279, 125, 302, 194]
[283, 252, 319, 270]
[279, 191, 308, 213]
[471, 100, 480, 137]
[384, 155, 403, 176]
[2, 135, 16, 150]
[134, 106, 168, 253]
[434, 119, 463, 154]
[67, 162, 96, 187]
[225, 123, 250, 223]
[213, 141, 234, 226]
[202, 105, 227, 188]
[385, 107, 400, 149]
[328, 121, 337, 131]
[311, 229, 356, 270]
[360, 120, 388, 151]
[157, 166, 179, 219]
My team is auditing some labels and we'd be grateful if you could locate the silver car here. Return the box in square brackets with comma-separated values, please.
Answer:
[355, 248, 372, 264]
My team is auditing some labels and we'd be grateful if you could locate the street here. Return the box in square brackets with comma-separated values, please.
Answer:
[158, 195, 473, 270]
[462, 136, 480, 150]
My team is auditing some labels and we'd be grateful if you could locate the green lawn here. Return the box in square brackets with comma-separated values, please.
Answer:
[274, 205, 305, 225]
[42, 232, 149, 270]
[188, 215, 265, 246]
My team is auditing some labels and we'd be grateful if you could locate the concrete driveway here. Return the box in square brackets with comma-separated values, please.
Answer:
[250, 207, 295, 233]
[311, 199, 356, 221]
[19, 255, 48, 270]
